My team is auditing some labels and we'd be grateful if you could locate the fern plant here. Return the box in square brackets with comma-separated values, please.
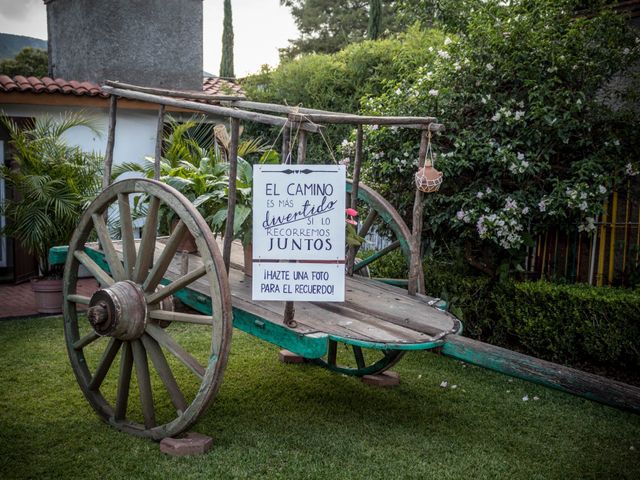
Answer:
[0, 113, 103, 275]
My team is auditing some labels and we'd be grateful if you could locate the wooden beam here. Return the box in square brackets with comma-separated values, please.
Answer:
[104, 80, 247, 101]
[103, 95, 117, 190]
[223, 117, 240, 273]
[101, 86, 322, 133]
[223, 99, 444, 131]
[408, 129, 429, 295]
[153, 105, 165, 180]
[441, 335, 640, 414]
[289, 112, 437, 126]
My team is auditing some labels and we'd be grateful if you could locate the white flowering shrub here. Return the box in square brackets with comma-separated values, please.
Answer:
[359, 0, 640, 271]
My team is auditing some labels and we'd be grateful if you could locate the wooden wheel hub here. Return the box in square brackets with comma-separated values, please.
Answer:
[87, 280, 147, 340]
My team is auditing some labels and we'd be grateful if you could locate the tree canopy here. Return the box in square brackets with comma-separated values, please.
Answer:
[0, 47, 48, 77]
[219, 0, 235, 78]
[279, 0, 407, 58]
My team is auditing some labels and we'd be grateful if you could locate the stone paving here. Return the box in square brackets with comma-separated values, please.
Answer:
[0, 278, 99, 319]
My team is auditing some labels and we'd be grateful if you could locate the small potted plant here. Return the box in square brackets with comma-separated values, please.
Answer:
[0, 114, 102, 313]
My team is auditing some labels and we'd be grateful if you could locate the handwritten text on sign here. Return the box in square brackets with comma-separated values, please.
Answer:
[252, 165, 346, 301]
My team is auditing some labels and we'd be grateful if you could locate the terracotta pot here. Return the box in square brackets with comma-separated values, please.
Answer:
[414, 164, 443, 193]
[31, 278, 64, 314]
[172, 218, 198, 253]
[243, 243, 253, 277]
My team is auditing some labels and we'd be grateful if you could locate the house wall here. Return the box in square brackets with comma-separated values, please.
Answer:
[46, 0, 203, 90]
[0, 104, 158, 173]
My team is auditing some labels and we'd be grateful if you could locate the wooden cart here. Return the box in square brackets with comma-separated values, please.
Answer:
[50, 81, 463, 440]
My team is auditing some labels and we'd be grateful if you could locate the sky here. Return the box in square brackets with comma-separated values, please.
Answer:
[0, 0, 299, 77]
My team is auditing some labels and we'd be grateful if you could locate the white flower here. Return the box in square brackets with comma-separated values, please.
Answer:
[538, 199, 547, 212]
[613, 139, 620, 146]
[576, 99, 582, 105]
[598, 185, 607, 194]
[492, 112, 502, 121]
[444, 37, 453, 45]
[481, 97, 487, 104]
[517, 152, 525, 161]
[486, 187, 492, 194]
[522, 395, 529, 401]
[454, 62, 461, 71]
[623, 48, 630, 55]
[522, 207, 530, 215]
[486, 63, 494, 71]
[476, 191, 484, 199]
[456, 210, 466, 220]
[514, 110, 525, 120]
[428, 46, 434, 52]
[625, 163, 638, 176]
[579, 201, 588, 211]
[429, 89, 439, 96]
[438, 50, 450, 59]
[440, 381, 448, 388]
[395, 88, 402, 95]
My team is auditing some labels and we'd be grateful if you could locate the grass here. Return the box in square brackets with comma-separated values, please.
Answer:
[0, 316, 638, 480]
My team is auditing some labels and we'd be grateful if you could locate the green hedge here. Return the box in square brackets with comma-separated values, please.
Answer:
[494, 282, 640, 369]
[367, 250, 640, 372]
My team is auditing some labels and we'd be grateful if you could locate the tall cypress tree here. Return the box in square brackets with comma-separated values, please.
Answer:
[220, 0, 235, 78]
[367, 0, 382, 40]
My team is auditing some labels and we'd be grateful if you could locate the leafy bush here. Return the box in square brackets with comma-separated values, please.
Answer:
[367, 249, 640, 372]
[360, 0, 640, 274]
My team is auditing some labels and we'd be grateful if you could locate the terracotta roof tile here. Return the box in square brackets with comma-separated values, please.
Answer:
[202, 76, 244, 97]
[0, 75, 244, 100]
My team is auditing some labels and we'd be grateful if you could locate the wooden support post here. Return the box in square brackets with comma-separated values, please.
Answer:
[296, 129, 307, 164]
[223, 117, 240, 273]
[283, 129, 308, 328]
[103, 95, 118, 189]
[347, 125, 363, 276]
[408, 129, 429, 295]
[153, 105, 165, 181]
[281, 122, 290, 163]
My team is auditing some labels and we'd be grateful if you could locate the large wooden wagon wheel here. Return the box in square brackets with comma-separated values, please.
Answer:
[309, 180, 415, 377]
[63, 178, 233, 440]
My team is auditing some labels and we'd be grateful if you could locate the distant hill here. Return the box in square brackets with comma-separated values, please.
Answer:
[0, 33, 47, 60]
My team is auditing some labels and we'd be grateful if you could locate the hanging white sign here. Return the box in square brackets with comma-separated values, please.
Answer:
[252, 164, 346, 301]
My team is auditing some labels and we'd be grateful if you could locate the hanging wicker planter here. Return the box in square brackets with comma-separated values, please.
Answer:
[414, 130, 443, 193]
[415, 164, 443, 193]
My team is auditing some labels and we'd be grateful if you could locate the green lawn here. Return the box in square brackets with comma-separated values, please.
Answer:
[0, 316, 638, 479]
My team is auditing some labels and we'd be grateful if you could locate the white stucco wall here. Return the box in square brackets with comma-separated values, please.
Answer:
[0, 103, 159, 171]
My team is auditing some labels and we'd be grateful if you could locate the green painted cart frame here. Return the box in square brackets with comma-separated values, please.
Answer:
[51, 82, 466, 440]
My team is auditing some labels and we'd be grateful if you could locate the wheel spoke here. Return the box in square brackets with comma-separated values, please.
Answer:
[133, 196, 160, 283]
[92, 213, 126, 281]
[358, 210, 378, 239]
[149, 310, 212, 326]
[353, 240, 401, 273]
[88, 338, 122, 391]
[118, 193, 137, 278]
[114, 341, 133, 421]
[145, 264, 206, 305]
[146, 324, 205, 380]
[67, 294, 91, 305]
[143, 220, 188, 293]
[141, 334, 188, 415]
[353, 345, 366, 370]
[74, 250, 115, 287]
[131, 339, 156, 429]
[73, 331, 100, 350]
